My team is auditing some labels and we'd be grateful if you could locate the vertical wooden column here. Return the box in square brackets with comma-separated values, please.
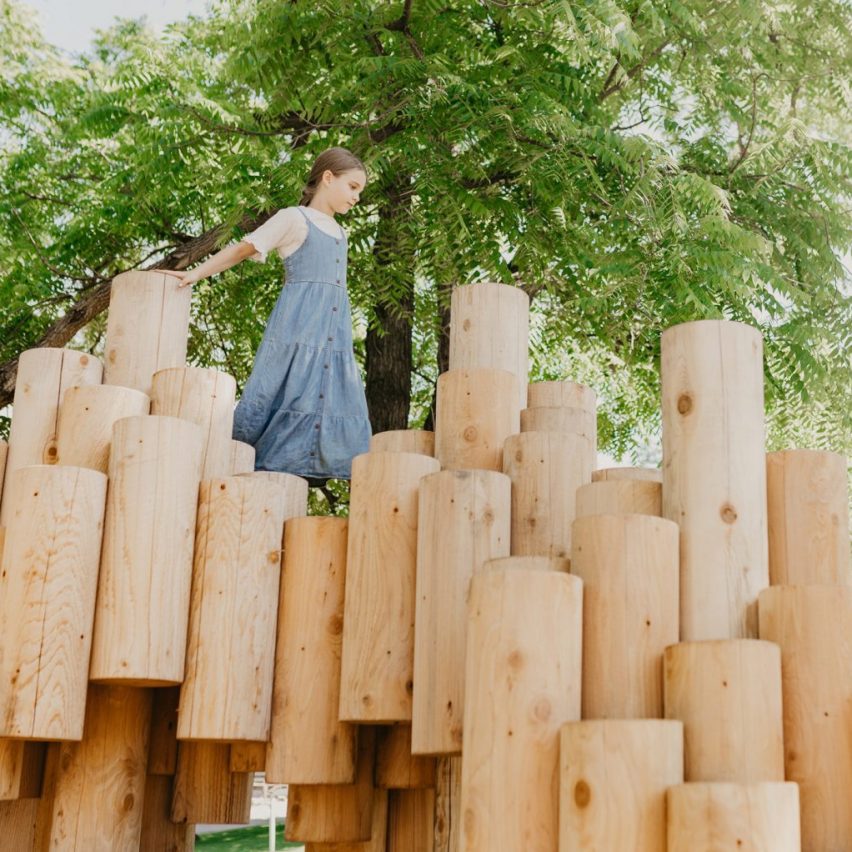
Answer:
[524, 381, 597, 464]
[412, 469, 511, 755]
[661, 320, 768, 640]
[434, 756, 462, 852]
[592, 467, 662, 483]
[266, 517, 357, 785]
[667, 783, 800, 852]
[766, 449, 851, 586]
[103, 270, 192, 396]
[241, 470, 308, 518]
[663, 640, 784, 782]
[435, 369, 520, 472]
[503, 432, 593, 558]
[758, 586, 852, 851]
[527, 380, 596, 412]
[148, 687, 180, 776]
[484, 555, 569, 573]
[370, 430, 435, 456]
[460, 569, 583, 851]
[559, 720, 683, 851]
[0, 466, 107, 740]
[90, 415, 203, 685]
[140, 773, 195, 852]
[177, 476, 287, 742]
[376, 725, 437, 789]
[49, 685, 152, 851]
[0, 739, 45, 800]
[449, 282, 529, 410]
[339, 452, 441, 723]
[303, 789, 389, 852]
[229, 439, 255, 475]
[151, 366, 237, 480]
[388, 788, 436, 851]
[572, 514, 679, 719]
[576, 480, 662, 518]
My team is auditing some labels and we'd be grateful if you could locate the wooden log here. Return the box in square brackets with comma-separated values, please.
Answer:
[177, 476, 287, 742]
[171, 742, 252, 825]
[370, 430, 435, 456]
[766, 449, 851, 586]
[388, 788, 436, 852]
[148, 687, 180, 775]
[663, 639, 784, 782]
[572, 514, 679, 719]
[90, 415, 203, 686]
[340, 452, 441, 724]
[55, 384, 150, 473]
[0, 465, 107, 740]
[435, 369, 520, 472]
[229, 742, 266, 773]
[412, 469, 511, 755]
[151, 366, 237, 481]
[526, 380, 596, 411]
[503, 432, 593, 558]
[460, 570, 583, 851]
[103, 270, 191, 397]
[758, 585, 852, 851]
[240, 470, 309, 519]
[285, 727, 376, 843]
[0, 348, 102, 526]
[483, 555, 569, 573]
[0, 740, 45, 799]
[592, 466, 662, 483]
[49, 685, 152, 851]
[140, 774, 195, 852]
[0, 799, 39, 849]
[519, 406, 597, 454]
[449, 282, 529, 410]
[376, 725, 437, 789]
[229, 439, 255, 475]
[559, 720, 683, 851]
[661, 320, 768, 640]
[667, 782, 800, 852]
[576, 479, 662, 518]
[266, 517, 356, 785]
[433, 756, 462, 852]
[304, 788, 388, 852]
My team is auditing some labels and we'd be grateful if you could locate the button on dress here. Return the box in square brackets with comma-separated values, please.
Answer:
[232, 208, 372, 479]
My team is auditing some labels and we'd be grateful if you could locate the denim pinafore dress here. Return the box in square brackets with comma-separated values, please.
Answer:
[232, 208, 372, 479]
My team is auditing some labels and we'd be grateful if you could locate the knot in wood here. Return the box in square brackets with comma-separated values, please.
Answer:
[462, 426, 478, 443]
[719, 503, 738, 524]
[676, 393, 693, 415]
[574, 780, 591, 808]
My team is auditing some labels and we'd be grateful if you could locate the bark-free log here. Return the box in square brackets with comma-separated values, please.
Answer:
[460, 570, 583, 852]
[140, 774, 195, 852]
[766, 450, 851, 586]
[103, 270, 191, 396]
[576, 480, 662, 518]
[55, 384, 150, 473]
[572, 514, 679, 719]
[229, 440, 255, 475]
[151, 366, 237, 481]
[376, 725, 437, 789]
[592, 467, 662, 483]
[435, 369, 520, 472]
[303, 788, 388, 852]
[240, 470, 309, 519]
[527, 380, 596, 412]
[388, 788, 435, 852]
[667, 782, 800, 852]
[758, 585, 852, 851]
[519, 407, 597, 457]
[503, 432, 593, 558]
[434, 756, 462, 852]
[662, 320, 768, 640]
[266, 517, 356, 785]
[340, 453, 440, 723]
[663, 640, 784, 782]
[412, 469, 511, 755]
[90, 415, 203, 685]
[559, 720, 683, 851]
[178, 476, 287, 742]
[0, 465, 107, 740]
[370, 430, 435, 456]
[449, 282, 529, 410]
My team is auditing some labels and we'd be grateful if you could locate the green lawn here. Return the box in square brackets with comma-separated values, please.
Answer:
[195, 823, 303, 851]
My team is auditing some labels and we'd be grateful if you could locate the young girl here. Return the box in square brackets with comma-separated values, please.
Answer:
[164, 147, 372, 484]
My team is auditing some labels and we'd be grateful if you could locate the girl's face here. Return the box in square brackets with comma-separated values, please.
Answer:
[320, 168, 367, 214]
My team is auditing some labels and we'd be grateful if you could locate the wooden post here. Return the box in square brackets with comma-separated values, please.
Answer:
[434, 756, 462, 852]
[435, 369, 520, 472]
[151, 366, 237, 481]
[527, 380, 596, 411]
[229, 440, 256, 475]
[576, 480, 662, 517]
[103, 270, 191, 396]
[388, 788, 436, 852]
[55, 385, 150, 472]
[661, 320, 768, 640]
[90, 415, 203, 685]
[592, 467, 662, 483]
[572, 514, 679, 719]
[0, 348, 102, 525]
[339, 452, 441, 724]
[449, 282, 529, 410]
[412, 469, 511, 755]
[0, 740, 45, 799]
[140, 774, 195, 852]
[766, 450, 851, 586]
[49, 685, 152, 851]
[370, 430, 435, 456]
[460, 570, 583, 851]
[0, 465, 107, 740]
[304, 788, 389, 852]
[177, 476, 287, 742]
[663, 640, 784, 782]
[266, 517, 357, 785]
[667, 783, 800, 852]
[758, 585, 852, 851]
[524, 381, 597, 459]
[503, 432, 593, 558]
[376, 725, 437, 789]
[240, 470, 309, 519]
[559, 720, 683, 851]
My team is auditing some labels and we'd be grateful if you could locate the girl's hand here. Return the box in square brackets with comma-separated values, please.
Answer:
[161, 269, 200, 289]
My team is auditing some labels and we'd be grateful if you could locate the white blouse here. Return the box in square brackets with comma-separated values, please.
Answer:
[242, 205, 346, 263]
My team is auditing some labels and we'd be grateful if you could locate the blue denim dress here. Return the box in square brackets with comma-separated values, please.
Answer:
[232, 209, 372, 478]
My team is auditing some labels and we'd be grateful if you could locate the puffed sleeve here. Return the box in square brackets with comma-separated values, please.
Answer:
[242, 207, 301, 263]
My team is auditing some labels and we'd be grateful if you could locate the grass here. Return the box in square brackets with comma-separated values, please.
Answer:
[195, 823, 303, 851]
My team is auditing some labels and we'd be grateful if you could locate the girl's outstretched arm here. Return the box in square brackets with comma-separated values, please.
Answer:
[160, 240, 257, 288]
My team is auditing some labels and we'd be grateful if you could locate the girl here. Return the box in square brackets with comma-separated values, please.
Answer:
[164, 147, 372, 484]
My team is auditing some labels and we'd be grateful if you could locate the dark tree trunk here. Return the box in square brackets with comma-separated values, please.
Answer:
[422, 281, 453, 432]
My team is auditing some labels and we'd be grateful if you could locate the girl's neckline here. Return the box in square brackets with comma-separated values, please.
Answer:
[299, 205, 345, 240]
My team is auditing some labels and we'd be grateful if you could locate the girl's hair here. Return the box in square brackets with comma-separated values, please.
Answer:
[300, 147, 366, 206]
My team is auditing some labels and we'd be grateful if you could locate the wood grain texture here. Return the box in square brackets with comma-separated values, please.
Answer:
[433, 756, 462, 852]
[376, 725, 437, 789]
[140, 773, 195, 852]
[239, 470, 309, 520]
[526, 380, 596, 411]
[370, 430, 435, 456]
[519, 406, 597, 455]
[482, 555, 569, 573]
[592, 466, 662, 483]
[303, 788, 388, 852]
[228, 440, 255, 475]
[148, 687, 180, 776]
[576, 480, 662, 518]
[229, 742, 266, 773]
[0, 740, 45, 800]
[388, 788, 436, 852]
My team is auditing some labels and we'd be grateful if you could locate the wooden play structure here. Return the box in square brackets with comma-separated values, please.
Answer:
[0, 273, 848, 851]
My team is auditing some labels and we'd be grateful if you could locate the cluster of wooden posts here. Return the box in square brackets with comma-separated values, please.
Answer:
[0, 274, 848, 851]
